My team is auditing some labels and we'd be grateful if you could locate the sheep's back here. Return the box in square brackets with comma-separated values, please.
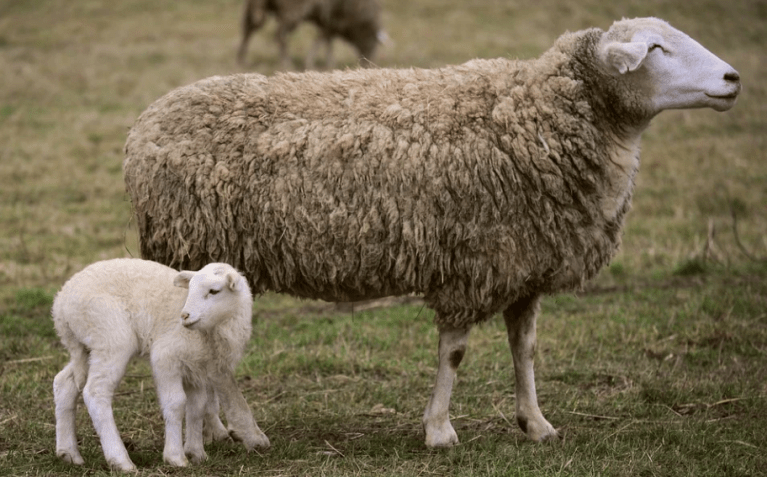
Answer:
[53, 259, 188, 351]
[125, 57, 625, 325]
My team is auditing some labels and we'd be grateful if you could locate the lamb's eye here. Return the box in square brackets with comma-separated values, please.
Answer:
[649, 43, 663, 52]
[209, 289, 221, 296]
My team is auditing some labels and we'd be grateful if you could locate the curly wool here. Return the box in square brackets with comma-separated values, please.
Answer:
[125, 28, 645, 328]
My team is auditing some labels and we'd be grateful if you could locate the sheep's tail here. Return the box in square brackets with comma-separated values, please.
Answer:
[52, 302, 90, 388]
[55, 332, 89, 392]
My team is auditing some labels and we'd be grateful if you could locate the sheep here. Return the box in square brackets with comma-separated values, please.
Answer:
[52, 259, 270, 471]
[237, 0, 385, 69]
[124, 17, 741, 447]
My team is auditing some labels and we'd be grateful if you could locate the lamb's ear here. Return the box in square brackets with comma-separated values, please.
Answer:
[600, 41, 648, 75]
[225, 272, 240, 291]
[173, 271, 195, 289]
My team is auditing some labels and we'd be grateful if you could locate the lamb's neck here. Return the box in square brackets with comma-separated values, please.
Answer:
[203, 320, 250, 371]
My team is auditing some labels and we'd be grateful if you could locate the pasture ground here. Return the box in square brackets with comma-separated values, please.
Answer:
[1, 0, 766, 475]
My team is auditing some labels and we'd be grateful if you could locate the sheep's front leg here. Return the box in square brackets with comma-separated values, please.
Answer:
[214, 372, 270, 450]
[503, 294, 558, 442]
[422, 324, 471, 447]
[203, 386, 231, 444]
[152, 361, 188, 467]
[183, 383, 208, 463]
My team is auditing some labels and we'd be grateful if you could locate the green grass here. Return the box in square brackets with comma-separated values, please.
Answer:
[1, 0, 766, 475]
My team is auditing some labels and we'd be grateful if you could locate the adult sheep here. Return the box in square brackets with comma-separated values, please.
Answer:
[124, 17, 741, 447]
[53, 259, 270, 471]
[237, 0, 385, 69]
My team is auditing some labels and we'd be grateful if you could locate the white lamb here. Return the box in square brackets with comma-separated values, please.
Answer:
[52, 259, 270, 472]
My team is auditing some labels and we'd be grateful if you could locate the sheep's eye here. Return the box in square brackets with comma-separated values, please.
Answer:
[649, 43, 663, 52]
[209, 289, 221, 296]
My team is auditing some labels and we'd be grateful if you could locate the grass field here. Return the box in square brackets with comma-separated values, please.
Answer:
[1, 0, 766, 475]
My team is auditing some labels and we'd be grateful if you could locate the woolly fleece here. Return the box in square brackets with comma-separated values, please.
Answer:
[126, 26, 647, 329]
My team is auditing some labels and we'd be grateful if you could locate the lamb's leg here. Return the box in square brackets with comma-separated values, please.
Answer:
[183, 383, 207, 464]
[203, 386, 230, 444]
[214, 372, 270, 450]
[422, 324, 470, 447]
[503, 294, 558, 441]
[81, 349, 136, 472]
[53, 348, 88, 466]
[151, 359, 188, 467]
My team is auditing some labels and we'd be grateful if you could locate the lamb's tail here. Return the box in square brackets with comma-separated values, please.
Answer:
[56, 330, 89, 390]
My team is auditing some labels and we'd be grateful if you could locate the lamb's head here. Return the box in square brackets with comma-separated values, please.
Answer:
[173, 263, 252, 331]
[597, 17, 741, 114]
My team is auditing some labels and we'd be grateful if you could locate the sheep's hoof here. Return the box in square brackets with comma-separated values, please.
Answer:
[230, 429, 271, 450]
[107, 458, 137, 473]
[162, 453, 189, 468]
[56, 450, 85, 465]
[423, 421, 460, 448]
[186, 450, 208, 464]
[522, 417, 560, 443]
[204, 426, 232, 444]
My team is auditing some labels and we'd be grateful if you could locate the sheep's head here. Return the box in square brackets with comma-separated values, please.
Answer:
[173, 263, 252, 331]
[597, 17, 741, 114]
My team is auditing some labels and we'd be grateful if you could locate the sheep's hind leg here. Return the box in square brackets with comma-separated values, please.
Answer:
[151, 358, 189, 467]
[503, 294, 559, 442]
[214, 372, 270, 450]
[53, 349, 88, 465]
[82, 349, 136, 472]
[422, 324, 471, 447]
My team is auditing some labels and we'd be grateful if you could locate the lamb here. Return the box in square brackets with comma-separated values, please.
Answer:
[237, 0, 385, 69]
[52, 259, 270, 472]
[124, 17, 741, 447]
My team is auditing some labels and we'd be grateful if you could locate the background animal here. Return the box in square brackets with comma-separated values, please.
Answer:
[52, 259, 269, 471]
[124, 17, 740, 447]
[237, 0, 385, 69]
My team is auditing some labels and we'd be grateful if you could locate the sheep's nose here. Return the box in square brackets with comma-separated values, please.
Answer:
[181, 312, 189, 320]
[724, 70, 740, 83]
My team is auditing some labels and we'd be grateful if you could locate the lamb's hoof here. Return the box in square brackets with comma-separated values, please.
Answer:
[163, 452, 189, 468]
[423, 421, 460, 448]
[107, 458, 137, 473]
[204, 426, 232, 444]
[231, 429, 271, 450]
[521, 416, 560, 442]
[186, 450, 208, 464]
[57, 450, 85, 465]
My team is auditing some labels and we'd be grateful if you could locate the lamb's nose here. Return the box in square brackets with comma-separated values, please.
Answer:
[724, 70, 740, 83]
[181, 312, 189, 320]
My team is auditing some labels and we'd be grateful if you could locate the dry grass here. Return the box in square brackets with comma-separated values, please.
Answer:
[1, 0, 766, 475]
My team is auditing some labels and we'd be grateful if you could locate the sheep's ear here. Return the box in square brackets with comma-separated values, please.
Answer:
[174, 271, 195, 289]
[226, 272, 240, 291]
[601, 41, 648, 75]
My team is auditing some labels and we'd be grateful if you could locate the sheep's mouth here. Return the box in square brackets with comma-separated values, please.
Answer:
[706, 93, 739, 100]
[182, 319, 199, 328]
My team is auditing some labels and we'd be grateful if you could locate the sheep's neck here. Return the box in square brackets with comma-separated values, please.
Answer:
[601, 133, 641, 221]
[201, 324, 247, 373]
